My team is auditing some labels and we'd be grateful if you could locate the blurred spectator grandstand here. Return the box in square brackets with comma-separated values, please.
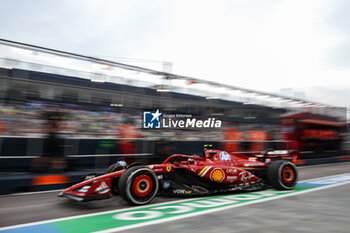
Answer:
[0, 101, 226, 140]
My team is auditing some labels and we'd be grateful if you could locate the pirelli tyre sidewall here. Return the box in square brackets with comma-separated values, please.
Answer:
[267, 160, 298, 190]
[119, 166, 159, 205]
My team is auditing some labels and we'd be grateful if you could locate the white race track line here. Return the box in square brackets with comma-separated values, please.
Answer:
[1, 172, 350, 232]
[96, 178, 350, 233]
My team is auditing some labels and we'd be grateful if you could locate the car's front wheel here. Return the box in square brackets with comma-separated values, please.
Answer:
[118, 166, 159, 205]
[267, 160, 298, 190]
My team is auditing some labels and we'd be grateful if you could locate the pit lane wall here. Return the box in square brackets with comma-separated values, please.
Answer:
[0, 137, 349, 172]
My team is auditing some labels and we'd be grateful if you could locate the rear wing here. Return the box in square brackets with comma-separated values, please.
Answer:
[257, 149, 298, 163]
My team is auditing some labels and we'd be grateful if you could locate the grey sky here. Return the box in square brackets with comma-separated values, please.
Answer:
[0, 0, 349, 113]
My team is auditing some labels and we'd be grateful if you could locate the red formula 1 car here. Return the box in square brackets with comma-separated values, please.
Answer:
[59, 145, 298, 205]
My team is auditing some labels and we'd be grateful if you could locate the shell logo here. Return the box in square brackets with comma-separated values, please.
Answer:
[210, 168, 225, 182]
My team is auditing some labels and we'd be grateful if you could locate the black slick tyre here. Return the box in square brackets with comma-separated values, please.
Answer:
[118, 165, 159, 205]
[267, 160, 298, 190]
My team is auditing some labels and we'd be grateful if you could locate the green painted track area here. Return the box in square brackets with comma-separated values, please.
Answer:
[1, 173, 350, 233]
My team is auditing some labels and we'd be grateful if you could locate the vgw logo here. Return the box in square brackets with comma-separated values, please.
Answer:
[143, 109, 162, 129]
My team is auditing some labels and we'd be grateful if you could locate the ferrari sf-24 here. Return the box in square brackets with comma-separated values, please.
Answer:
[59, 145, 298, 205]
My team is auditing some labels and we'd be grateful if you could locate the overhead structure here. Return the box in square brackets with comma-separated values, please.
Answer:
[0, 38, 345, 120]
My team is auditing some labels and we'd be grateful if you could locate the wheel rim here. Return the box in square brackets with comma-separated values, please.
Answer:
[131, 175, 153, 197]
[282, 167, 295, 184]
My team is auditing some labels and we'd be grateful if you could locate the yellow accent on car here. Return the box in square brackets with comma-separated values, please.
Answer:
[198, 166, 209, 176]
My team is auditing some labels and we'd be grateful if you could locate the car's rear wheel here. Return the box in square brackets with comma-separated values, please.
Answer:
[267, 160, 298, 190]
[118, 166, 159, 205]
